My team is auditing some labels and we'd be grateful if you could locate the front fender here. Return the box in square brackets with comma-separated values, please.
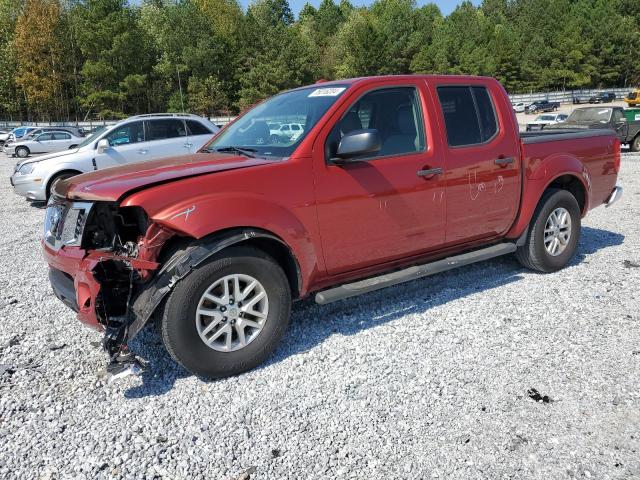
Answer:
[121, 192, 321, 296]
[507, 153, 590, 238]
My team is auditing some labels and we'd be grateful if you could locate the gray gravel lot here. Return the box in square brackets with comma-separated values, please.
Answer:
[0, 151, 639, 480]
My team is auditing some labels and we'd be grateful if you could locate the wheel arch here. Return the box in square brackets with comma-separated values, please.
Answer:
[128, 227, 303, 343]
[508, 156, 590, 239]
[546, 173, 587, 213]
[164, 227, 303, 299]
[46, 168, 83, 198]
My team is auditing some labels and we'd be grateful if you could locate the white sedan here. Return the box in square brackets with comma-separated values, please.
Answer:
[4, 131, 82, 158]
[525, 113, 568, 131]
[512, 102, 526, 113]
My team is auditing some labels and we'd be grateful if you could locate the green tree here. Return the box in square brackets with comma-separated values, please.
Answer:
[14, 0, 66, 120]
[0, 0, 24, 118]
[73, 0, 154, 117]
[237, 0, 318, 107]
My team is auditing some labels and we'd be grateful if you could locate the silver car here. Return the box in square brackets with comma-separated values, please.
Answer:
[10, 113, 219, 201]
[4, 130, 83, 158]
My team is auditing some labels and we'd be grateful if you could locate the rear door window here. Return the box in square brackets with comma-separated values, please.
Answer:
[437, 86, 499, 147]
[186, 120, 212, 136]
[53, 132, 71, 140]
[145, 119, 186, 141]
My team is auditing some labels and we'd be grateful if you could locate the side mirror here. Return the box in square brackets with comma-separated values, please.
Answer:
[96, 138, 110, 154]
[332, 129, 381, 163]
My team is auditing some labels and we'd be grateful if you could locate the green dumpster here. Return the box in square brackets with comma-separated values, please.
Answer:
[624, 108, 640, 122]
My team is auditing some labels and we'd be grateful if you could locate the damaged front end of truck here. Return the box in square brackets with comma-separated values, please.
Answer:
[44, 193, 277, 380]
[43, 196, 177, 379]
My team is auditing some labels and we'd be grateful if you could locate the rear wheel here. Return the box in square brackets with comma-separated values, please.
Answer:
[631, 135, 640, 153]
[516, 189, 581, 272]
[15, 146, 29, 158]
[161, 246, 291, 379]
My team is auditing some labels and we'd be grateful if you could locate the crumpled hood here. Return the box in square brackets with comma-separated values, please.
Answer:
[55, 153, 281, 202]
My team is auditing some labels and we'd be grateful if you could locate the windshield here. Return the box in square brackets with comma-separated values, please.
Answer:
[536, 115, 555, 121]
[77, 125, 108, 149]
[205, 85, 349, 158]
[567, 108, 612, 123]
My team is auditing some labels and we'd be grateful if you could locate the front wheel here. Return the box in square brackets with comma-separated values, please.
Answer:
[160, 246, 291, 379]
[631, 135, 640, 152]
[516, 189, 581, 273]
[15, 146, 29, 158]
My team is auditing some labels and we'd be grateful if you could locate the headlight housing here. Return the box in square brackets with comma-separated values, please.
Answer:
[44, 199, 93, 250]
[18, 162, 34, 175]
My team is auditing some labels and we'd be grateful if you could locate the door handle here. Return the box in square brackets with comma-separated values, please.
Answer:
[137, 149, 148, 155]
[417, 167, 443, 178]
[494, 157, 514, 167]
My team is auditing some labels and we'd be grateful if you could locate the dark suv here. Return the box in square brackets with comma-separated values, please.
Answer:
[589, 92, 616, 104]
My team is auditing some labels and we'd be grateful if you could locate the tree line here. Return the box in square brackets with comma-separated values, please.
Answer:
[0, 0, 639, 122]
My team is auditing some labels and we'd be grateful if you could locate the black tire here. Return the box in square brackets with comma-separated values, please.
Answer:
[15, 146, 29, 158]
[46, 171, 79, 200]
[631, 135, 640, 153]
[516, 189, 581, 273]
[160, 245, 291, 379]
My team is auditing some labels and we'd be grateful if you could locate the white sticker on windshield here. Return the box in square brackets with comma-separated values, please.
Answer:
[308, 87, 346, 97]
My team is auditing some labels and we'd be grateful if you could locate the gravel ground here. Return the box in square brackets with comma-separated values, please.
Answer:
[0, 151, 639, 480]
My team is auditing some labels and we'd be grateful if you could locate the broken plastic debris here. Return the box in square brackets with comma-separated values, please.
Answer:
[0, 364, 16, 376]
[105, 351, 148, 383]
[234, 466, 257, 480]
[527, 388, 552, 403]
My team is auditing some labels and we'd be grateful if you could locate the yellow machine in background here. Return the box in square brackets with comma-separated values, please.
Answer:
[625, 89, 640, 106]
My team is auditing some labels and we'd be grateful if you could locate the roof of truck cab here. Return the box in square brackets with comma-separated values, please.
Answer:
[296, 74, 498, 89]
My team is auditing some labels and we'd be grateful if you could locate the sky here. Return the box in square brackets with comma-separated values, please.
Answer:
[239, 0, 482, 16]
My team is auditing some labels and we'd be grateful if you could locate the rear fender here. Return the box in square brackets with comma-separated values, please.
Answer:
[508, 153, 590, 238]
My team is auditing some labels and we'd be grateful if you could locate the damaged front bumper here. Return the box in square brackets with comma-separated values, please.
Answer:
[43, 243, 160, 332]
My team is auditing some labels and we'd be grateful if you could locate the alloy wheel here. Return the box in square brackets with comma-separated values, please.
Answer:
[544, 207, 572, 256]
[195, 274, 269, 352]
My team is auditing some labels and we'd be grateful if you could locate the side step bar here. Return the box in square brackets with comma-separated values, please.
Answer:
[315, 243, 517, 305]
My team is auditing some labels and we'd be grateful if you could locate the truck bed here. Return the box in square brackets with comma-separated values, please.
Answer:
[520, 128, 614, 144]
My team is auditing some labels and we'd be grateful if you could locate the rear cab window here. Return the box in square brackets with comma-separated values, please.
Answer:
[436, 85, 499, 147]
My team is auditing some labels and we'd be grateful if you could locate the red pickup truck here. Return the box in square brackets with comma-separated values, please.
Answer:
[43, 75, 622, 379]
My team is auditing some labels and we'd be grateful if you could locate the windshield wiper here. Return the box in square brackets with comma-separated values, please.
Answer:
[211, 146, 257, 158]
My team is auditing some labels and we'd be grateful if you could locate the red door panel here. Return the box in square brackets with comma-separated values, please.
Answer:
[312, 81, 447, 275]
[431, 81, 521, 244]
